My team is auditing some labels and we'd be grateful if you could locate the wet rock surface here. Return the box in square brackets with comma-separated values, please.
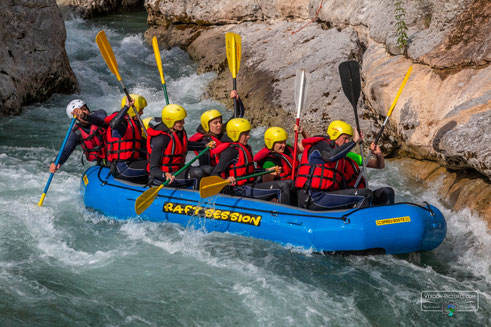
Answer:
[0, 0, 78, 116]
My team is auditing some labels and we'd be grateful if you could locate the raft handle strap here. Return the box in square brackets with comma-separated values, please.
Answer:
[341, 201, 436, 220]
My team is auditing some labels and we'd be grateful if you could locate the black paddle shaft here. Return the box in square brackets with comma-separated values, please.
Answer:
[339, 61, 362, 133]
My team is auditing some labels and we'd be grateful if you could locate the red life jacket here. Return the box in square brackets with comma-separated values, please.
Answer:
[341, 156, 366, 189]
[214, 142, 255, 186]
[104, 112, 142, 162]
[73, 124, 107, 162]
[295, 136, 343, 191]
[189, 132, 221, 166]
[146, 122, 188, 173]
[253, 145, 297, 180]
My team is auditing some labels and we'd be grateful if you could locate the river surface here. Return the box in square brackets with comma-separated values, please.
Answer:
[0, 12, 489, 327]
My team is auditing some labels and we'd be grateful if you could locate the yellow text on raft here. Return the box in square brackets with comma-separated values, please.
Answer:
[163, 202, 262, 227]
[375, 216, 411, 226]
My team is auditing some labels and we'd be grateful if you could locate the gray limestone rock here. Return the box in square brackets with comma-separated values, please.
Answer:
[57, 0, 144, 19]
[0, 0, 78, 116]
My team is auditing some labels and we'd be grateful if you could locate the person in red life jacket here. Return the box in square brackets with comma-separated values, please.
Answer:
[211, 118, 294, 204]
[190, 91, 246, 167]
[147, 104, 214, 189]
[254, 126, 304, 183]
[327, 120, 395, 205]
[296, 122, 372, 210]
[189, 109, 223, 168]
[104, 94, 148, 184]
[49, 99, 108, 174]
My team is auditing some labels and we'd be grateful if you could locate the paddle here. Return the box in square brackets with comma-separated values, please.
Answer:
[135, 146, 211, 215]
[353, 65, 413, 187]
[291, 68, 309, 179]
[225, 32, 241, 117]
[95, 30, 147, 137]
[339, 61, 369, 188]
[38, 117, 77, 206]
[151, 36, 170, 105]
[199, 170, 275, 198]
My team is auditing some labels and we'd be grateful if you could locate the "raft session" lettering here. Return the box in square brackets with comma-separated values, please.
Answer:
[163, 202, 262, 227]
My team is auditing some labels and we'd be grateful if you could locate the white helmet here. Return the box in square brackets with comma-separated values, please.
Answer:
[66, 99, 86, 118]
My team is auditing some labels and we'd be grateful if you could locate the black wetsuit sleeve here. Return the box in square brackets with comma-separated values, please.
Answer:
[109, 105, 130, 137]
[317, 140, 356, 162]
[85, 109, 108, 127]
[236, 97, 245, 118]
[149, 134, 171, 181]
[211, 147, 238, 176]
[58, 130, 80, 166]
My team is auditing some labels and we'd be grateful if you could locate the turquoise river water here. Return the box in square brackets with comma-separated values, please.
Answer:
[0, 12, 489, 327]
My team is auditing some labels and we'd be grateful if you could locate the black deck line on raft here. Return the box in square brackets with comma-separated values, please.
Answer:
[92, 165, 430, 223]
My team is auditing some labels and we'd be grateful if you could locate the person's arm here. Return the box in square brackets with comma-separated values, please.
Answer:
[367, 142, 385, 169]
[211, 147, 238, 177]
[261, 160, 276, 183]
[86, 109, 108, 127]
[318, 141, 357, 163]
[230, 90, 245, 118]
[148, 134, 171, 181]
[294, 125, 309, 152]
[49, 131, 80, 172]
[109, 105, 131, 137]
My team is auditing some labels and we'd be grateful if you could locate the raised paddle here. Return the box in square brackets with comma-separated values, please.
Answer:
[225, 32, 241, 117]
[339, 61, 369, 188]
[353, 65, 413, 187]
[291, 68, 310, 179]
[199, 170, 276, 198]
[135, 146, 211, 215]
[95, 30, 147, 137]
[38, 117, 77, 206]
[151, 36, 170, 105]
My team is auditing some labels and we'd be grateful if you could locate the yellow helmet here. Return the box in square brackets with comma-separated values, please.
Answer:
[141, 117, 153, 135]
[161, 104, 187, 129]
[121, 94, 147, 117]
[327, 120, 353, 140]
[264, 127, 288, 150]
[200, 109, 222, 132]
[226, 118, 251, 142]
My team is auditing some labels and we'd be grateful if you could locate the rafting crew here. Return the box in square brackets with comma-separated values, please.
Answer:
[49, 99, 108, 174]
[104, 94, 149, 184]
[328, 121, 395, 205]
[146, 104, 214, 188]
[211, 118, 293, 204]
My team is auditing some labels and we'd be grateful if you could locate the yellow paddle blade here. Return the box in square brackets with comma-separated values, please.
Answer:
[152, 36, 166, 85]
[199, 176, 231, 198]
[135, 184, 164, 215]
[95, 30, 122, 81]
[225, 32, 241, 78]
[387, 65, 413, 117]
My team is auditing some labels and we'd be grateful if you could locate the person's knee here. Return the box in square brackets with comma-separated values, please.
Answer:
[189, 167, 206, 179]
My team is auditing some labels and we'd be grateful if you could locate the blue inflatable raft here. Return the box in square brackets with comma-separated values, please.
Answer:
[81, 166, 446, 255]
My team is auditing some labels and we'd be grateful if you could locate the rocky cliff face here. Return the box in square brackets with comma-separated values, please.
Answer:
[0, 0, 79, 116]
[57, 0, 144, 18]
[144, 0, 490, 219]
[145, 0, 490, 176]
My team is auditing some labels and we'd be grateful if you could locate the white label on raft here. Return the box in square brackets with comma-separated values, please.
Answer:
[376, 216, 411, 226]
[83, 174, 89, 186]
